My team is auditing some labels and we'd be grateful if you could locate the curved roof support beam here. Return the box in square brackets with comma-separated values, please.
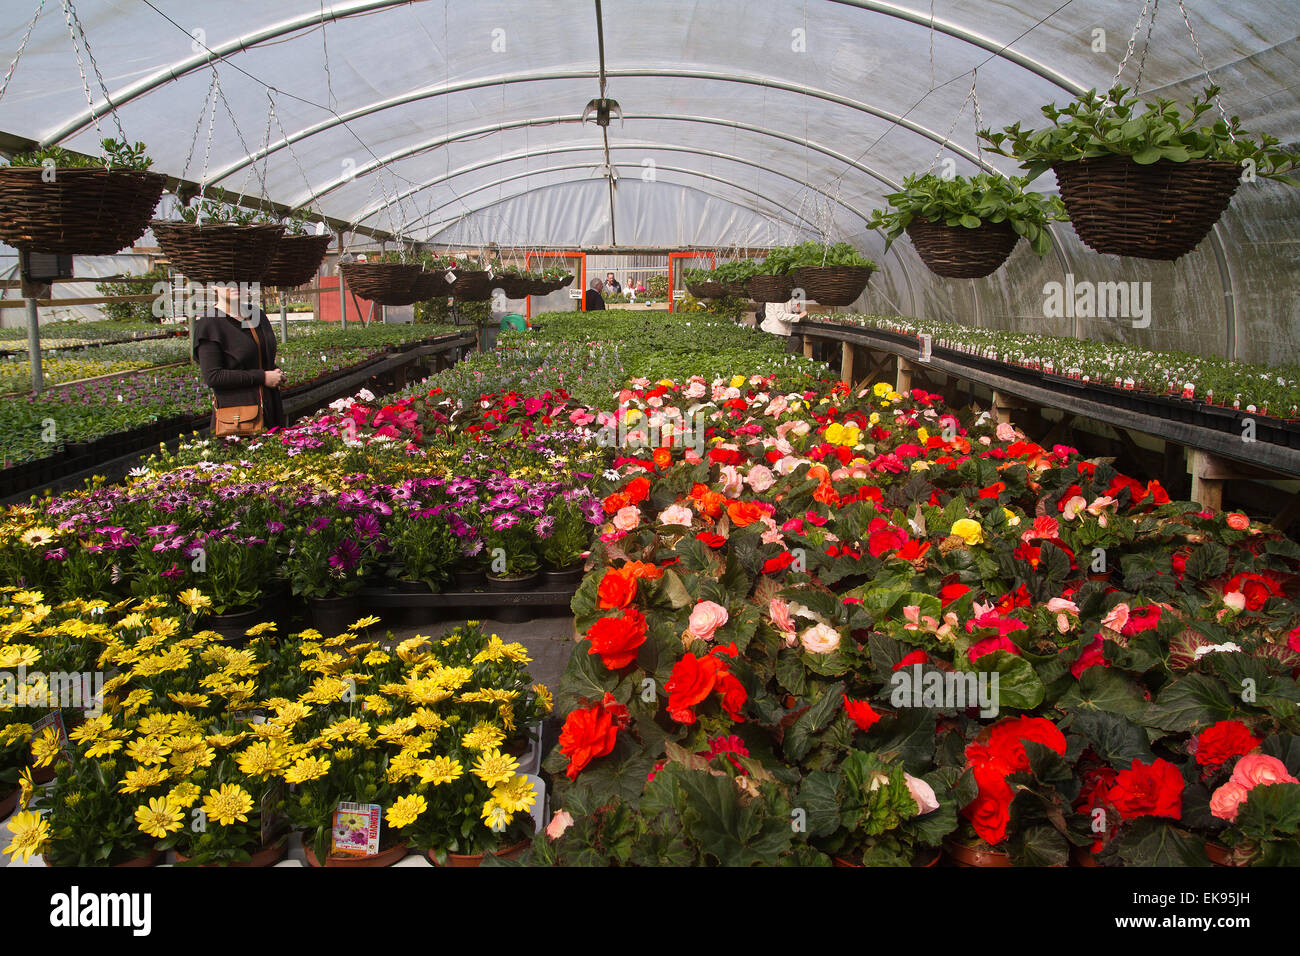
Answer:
[44, 1, 1082, 147]
[40, 0, 415, 146]
[825, 0, 1086, 95]
[410, 175, 815, 241]
[347, 142, 873, 229]
[391, 162, 822, 236]
[297, 114, 898, 210]
[203, 67, 996, 186]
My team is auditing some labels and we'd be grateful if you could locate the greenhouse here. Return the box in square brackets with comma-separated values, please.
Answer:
[1, 0, 1298, 895]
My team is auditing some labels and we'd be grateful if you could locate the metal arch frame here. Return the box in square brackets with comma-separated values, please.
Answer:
[412, 178, 805, 248]
[40, 3, 1083, 149]
[201, 67, 1003, 187]
[389, 163, 824, 237]
[826, 0, 1086, 95]
[298, 114, 901, 212]
[341, 142, 874, 231]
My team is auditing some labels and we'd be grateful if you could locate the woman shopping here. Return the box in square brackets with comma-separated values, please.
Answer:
[192, 283, 287, 435]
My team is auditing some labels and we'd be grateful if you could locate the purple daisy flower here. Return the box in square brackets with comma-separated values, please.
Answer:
[491, 513, 520, 531]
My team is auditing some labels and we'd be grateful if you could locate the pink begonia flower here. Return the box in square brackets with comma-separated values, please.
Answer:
[770, 598, 798, 642]
[684, 450, 702, 465]
[765, 395, 789, 417]
[1061, 496, 1088, 520]
[746, 465, 775, 492]
[687, 601, 729, 642]
[718, 465, 744, 497]
[1208, 782, 1251, 822]
[1230, 753, 1299, 790]
[996, 422, 1017, 442]
[613, 506, 641, 532]
[658, 504, 693, 527]
[1223, 591, 1247, 612]
[978, 435, 992, 445]
[904, 773, 940, 814]
[1047, 597, 1079, 615]
[546, 810, 574, 840]
[1101, 603, 1130, 633]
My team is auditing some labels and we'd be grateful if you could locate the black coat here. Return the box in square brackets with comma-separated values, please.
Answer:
[584, 289, 606, 311]
[193, 307, 286, 429]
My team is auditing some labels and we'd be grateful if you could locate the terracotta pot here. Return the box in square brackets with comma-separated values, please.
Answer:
[1205, 840, 1239, 867]
[44, 846, 164, 868]
[943, 837, 1014, 867]
[833, 846, 941, 867]
[30, 763, 57, 785]
[303, 840, 408, 868]
[175, 837, 288, 867]
[428, 838, 530, 867]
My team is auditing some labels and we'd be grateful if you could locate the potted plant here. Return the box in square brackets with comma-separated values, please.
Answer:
[0, 138, 166, 256]
[809, 750, 955, 866]
[981, 85, 1298, 260]
[867, 173, 1065, 278]
[683, 267, 724, 299]
[151, 188, 285, 283]
[164, 748, 290, 868]
[282, 511, 378, 635]
[192, 536, 278, 645]
[483, 511, 541, 590]
[744, 253, 797, 303]
[538, 497, 593, 587]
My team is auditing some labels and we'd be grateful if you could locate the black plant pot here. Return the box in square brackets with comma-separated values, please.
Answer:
[306, 594, 361, 637]
[452, 568, 487, 591]
[205, 603, 268, 646]
[394, 577, 445, 627]
[486, 571, 540, 592]
[542, 565, 585, 589]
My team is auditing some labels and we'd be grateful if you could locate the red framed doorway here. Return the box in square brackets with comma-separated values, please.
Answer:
[525, 251, 587, 320]
[667, 251, 717, 313]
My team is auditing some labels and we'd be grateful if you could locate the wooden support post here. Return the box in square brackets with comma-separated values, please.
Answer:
[896, 357, 913, 395]
[991, 389, 1016, 425]
[840, 341, 854, 384]
[1187, 449, 1226, 513]
[802, 335, 814, 359]
[1271, 489, 1300, 533]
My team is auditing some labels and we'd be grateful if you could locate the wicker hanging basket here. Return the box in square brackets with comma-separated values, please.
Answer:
[449, 269, 492, 301]
[561, 273, 575, 287]
[905, 217, 1021, 279]
[496, 275, 531, 299]
[722, 279, 749, 297]
[745, 274, 796, 303]
[1052, 156, 1241, 260]
[151, 221, 285, 283]
[409, 270, 450, 302]
[260, 234, 333, 288]
[792, 265, 873, 306]
[339, 261, 423, 305]
[686, 280, 726, 298]
[0, 167, 167, 255]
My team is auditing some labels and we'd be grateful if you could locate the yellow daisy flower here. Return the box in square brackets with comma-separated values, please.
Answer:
[135, 797, 184, 839]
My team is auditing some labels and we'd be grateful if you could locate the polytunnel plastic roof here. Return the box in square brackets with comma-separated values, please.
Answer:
[0, 0, 1297, 251]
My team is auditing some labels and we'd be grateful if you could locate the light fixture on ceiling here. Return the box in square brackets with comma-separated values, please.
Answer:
[582, 97, 623, 127]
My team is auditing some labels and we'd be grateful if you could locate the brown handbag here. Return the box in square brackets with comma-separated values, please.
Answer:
[212, 319, 265, 437]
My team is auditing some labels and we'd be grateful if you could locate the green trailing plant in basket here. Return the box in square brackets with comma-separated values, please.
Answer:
[867, 173, 1066, 256]
[980, 85, 1300, 184]
[177, 187, 278, 225]
[10, 138, 153, 172]
[762, 241, 876, 274]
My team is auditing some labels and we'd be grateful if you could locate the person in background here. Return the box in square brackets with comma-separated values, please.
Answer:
[759, 295, 806, 354]
[604, 272, 622, 295]
[193, 283, 287, 430]
[585, 278, 607, 311]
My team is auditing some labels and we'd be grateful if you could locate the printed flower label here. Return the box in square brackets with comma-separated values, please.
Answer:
[332, 801, 382, 857]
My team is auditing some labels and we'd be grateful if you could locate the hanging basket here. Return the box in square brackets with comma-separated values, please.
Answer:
[339, 261, 423, 305]
[561, 273, 575, 287]
[686, 280, 725, 298]
[409, 270, 450, 302]
[260, 234, 333, 288]
[496, 275, 531, 299]
[449, 270, 492, 301]
[905, 217, 1021, 279]
[722, 279, 749, 297]
[0, 167, 167, 255]
[151, 221, 285, 283]
[792, 265, 874, 306]
[745, 274, 795, 303]
[1052, 156, 1241, 260]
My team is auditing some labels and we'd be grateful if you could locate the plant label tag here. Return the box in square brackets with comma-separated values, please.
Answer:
[332, 801, 382, 857]
[569, 290, 581, 299]
[918, 333, 932, 363]
[34, 709, 71, 757]
[445, 271, 457, 284]
[673, 290, 685, 300]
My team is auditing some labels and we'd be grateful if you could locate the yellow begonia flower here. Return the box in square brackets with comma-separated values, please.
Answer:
[729, 375, 746, 388]
[872, 382, 891, 398]
[1003, 509, 1021, 527]
[917, 426, 929, 443]
[950, 518, 985, 546]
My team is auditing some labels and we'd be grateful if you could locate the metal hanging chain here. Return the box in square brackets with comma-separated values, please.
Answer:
[237, 90, 277, 216]
[195, 69, 221, 219]
[268, 89, 318, 214]
[971, 68, 986, 172]
[928, 0, 936, 92]
[1178, 0, 1235, 139]
[212, 69, 275, 215]
[1111, 0, 1155, 90]
[60, 0, 123, 147]
[181, 69, 220, 186]
[0, 0, 47, 105]
[926, 71, 978, 175]
[1133, 0, 1159, 91]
